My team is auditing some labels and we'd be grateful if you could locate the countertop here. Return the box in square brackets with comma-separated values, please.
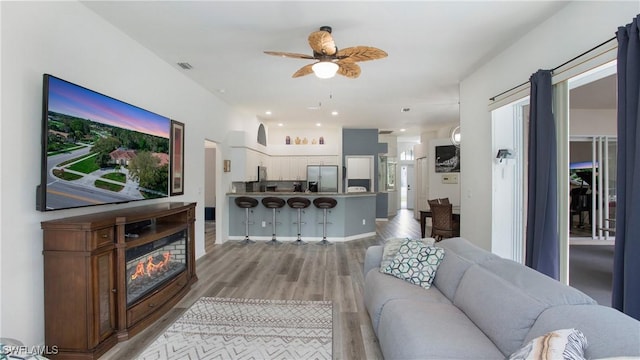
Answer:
[226, 191, 377, 196]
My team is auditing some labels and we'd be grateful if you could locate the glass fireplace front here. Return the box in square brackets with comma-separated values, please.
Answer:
[125, 229, 187, 306]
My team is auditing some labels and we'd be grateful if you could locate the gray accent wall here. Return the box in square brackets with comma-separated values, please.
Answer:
[342, 128, 389, 218]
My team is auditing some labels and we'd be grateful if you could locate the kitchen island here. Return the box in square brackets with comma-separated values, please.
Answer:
[227, 192, 376, 242]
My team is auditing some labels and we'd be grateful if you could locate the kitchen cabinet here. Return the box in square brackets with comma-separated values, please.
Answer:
[307, 155, 337, 166]
[231, 148, 267, 182]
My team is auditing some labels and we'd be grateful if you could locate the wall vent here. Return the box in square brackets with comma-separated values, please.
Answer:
[177, 62, 193, 70]
[378, 130, 394, 135]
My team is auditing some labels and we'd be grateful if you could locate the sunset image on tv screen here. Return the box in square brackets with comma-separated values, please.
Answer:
[40, 75, 171, 211]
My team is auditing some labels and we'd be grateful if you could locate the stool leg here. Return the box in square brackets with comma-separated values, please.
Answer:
[318, 208, 332, 245]
[294, 208, 306, 245]
[267, 208, 281, 245]
[242, 208, 255, 244]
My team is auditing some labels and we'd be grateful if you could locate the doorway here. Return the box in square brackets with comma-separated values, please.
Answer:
[567, 60, 616, 305]
[400, 164, 415, 209]
[204, 140, 218, 253]
[567, 60, 617, 243]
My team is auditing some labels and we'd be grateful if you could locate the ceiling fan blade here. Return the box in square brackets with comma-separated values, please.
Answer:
[336, 60, 361, 78]
[308, 30, 337, 56]
[264, 51, 315, 60]
[336, 46, 388, 62]
[292, 63, 315, 78]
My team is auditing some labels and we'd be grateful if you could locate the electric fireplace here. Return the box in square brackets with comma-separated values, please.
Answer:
[42, 202, 197, 360]
[125, 229, 187, 306]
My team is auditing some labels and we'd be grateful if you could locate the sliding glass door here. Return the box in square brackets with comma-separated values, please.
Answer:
[569, 136, 617, 240]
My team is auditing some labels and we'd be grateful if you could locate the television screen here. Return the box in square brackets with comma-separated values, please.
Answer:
[570, 161, 598, 170]
[37, 74, 171, 211]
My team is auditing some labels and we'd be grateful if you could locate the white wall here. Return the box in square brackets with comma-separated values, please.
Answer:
[428, 139, 461, 206]
[266, 126, 341, 156]
[0, 1, 256, 346]
[571, 109, 616, 136]
[0, 0, 3, 338]
[460, 1, 638, 251]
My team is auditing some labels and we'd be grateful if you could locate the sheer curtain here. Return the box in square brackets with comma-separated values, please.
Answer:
[525, 70, 559, 280]
[612, 14, 640, 321]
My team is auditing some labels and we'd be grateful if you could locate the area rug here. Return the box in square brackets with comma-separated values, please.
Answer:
[136, 297, 333, 360]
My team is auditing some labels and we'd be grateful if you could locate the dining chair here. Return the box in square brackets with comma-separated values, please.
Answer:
[427, 198, 441, 208]
[430, 203, 460, 241]
[428, 198, 450, 207]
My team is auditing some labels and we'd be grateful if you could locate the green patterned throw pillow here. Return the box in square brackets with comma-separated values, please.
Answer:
[382, 239, 445, 289]
[380, 237, 435, 272]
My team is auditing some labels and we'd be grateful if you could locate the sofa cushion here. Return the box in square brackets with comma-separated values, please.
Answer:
[526, 305, 640, 359]
[480, 257, 596, 306]
[437, 237, 500, 263]
[382, 241, 445, 289]
[454, 264, 547, 356]
[454, 256, 599, 356]
[433, 238, 500, 300]
[377, 300, 504, 360]
[508, 328, 587, 360]
[364, 270, 451, 333]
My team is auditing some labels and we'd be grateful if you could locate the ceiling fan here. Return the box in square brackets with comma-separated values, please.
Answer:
[264, 26, 388, 79]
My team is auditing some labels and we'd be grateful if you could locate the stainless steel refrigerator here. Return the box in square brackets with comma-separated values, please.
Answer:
[307, 165, 338, 192]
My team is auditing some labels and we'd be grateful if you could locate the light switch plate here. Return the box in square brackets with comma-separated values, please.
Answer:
[442, 174, 459, 184]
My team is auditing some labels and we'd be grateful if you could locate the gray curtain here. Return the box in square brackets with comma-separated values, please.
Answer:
[525, 70, 559, 280]
[612, 14, 640, 321]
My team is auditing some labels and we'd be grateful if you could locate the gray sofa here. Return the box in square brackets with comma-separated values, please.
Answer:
[364, 237, 640, 359]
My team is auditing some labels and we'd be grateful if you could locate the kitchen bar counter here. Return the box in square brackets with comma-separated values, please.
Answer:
[227, 192, 376, 242]
[227, 191, 377, 196]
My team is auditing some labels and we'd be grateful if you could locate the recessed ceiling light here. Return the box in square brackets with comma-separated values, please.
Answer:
[265, 110, 272, 115]
[401, 107, 411, 112]
[316, 123, 322, 127]
[400, 128, 406, 132]
[331, 111, 339, 116]
[277, 123, 283, 127]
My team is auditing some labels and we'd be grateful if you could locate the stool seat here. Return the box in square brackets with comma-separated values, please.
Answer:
[234, 196, 258, 244]
[287, 197, 311, 245]
[235, 196, 259, 209]
[262, 197, 286, 245]
[287, 197, 311, 209]
[262, 197, 286, 209]
[313, 197, 337, 245]
[313, 197, 337, 209]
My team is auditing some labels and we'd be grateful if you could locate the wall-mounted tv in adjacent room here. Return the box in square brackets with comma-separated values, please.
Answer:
[37, 74, 171, 211]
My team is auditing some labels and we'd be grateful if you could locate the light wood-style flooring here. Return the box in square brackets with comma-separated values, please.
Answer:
[100, 209, 422, 360]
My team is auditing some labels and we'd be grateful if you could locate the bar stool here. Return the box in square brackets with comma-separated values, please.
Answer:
[234, 196, 259, 244]
[313, 197, 337, 246]
[262, 197, 286, 245]
[287, 197, 311, 245]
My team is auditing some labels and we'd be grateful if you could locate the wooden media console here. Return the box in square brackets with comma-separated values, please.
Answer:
[41, 202, 197, 359]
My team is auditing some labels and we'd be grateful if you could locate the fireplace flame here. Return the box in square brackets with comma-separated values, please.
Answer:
[131, 252, 171, 280]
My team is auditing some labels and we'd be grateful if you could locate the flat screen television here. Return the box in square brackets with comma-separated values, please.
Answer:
[37, 74, 171, 211]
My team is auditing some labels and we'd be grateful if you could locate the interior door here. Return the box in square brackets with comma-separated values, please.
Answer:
[406, 164, 415, 210]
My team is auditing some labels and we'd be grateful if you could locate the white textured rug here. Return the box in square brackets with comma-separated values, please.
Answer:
[136, 297, 333, 360]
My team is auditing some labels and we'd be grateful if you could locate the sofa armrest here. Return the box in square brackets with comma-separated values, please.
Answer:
[364, 245, 383, 276]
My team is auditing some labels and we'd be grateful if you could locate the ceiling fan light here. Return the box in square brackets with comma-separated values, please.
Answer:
[312, 61, 339, 79]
